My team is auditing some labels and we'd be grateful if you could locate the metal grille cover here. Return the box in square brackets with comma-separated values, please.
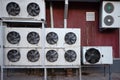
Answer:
[7, 49, 20, 62]
[27, 32, 40, 44]
[104, 3, 114, 13]
[27, 3, 40, 16]
[65, 50, 77, 62]
[46, 32, 58, 45]
[7, 31, 20, 44]
[85, 48, 101, 64]
[6, 2, 20, 16]
[65, 32, 77, 45]
[27, 50, 40, 62]
[104, 15, 114, 26]
[46, 50, 58, 62]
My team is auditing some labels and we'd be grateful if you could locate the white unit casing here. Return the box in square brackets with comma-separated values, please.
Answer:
[45, 28, 80, 48]
[4, 27, 41, 48]
[100, 1, 120, 28]
[45, 47, 80, 66]
[4, 48, 42, 66]
[82, 46, 113, 64]
[0, 0, 45, 21]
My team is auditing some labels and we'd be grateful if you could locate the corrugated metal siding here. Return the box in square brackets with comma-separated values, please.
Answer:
[46, 2, 119, 58]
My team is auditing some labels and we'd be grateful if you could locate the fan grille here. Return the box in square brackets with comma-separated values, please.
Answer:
[6, 2, 20, 16]
[104, 15, 114, 26]
[27, 32, 40, 44]
[46, 32, 58, 45]
[27, 50, 40, 62]
[46, 50, 58, 62]
[65, 50, 77, 62]
[104, 3, 114, 13]
[85, 48, 101, 64]
[65, 32, 77, 45]
[7, 49, 20, 62]
[7, 31, 20, 44]
[27, 3, 40, 16]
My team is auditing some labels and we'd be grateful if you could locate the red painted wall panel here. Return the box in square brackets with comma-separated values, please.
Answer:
[46, 2, 119, 58]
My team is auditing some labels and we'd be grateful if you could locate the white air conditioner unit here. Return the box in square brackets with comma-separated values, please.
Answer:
[82, 46, 113, 64]
[45, 48, 80, 66]
[100, 1, 120, 28]
[0, 0, 45, 21]
[4, 27, 41, 48]
[4, 48, 42, 66]
[45, 28, 80, 48]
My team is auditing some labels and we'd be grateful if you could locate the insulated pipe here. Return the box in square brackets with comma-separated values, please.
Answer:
[64, 0, 68, 28]
[119, 29, 120, 58]
[50, 2, 54, 28]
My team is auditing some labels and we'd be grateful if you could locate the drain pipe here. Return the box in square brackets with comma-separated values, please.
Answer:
[50, 2, 54, 28]
[64, 0, 68, 28]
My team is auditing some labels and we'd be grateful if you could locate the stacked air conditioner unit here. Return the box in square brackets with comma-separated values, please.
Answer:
[82, 46, 113, 65]
[4, 27, 41, 48]
[0, 0, 45, 21]
[45, 28, 81, 66]
[100, 1, 120, 28]
[4, 48, 42, 66]
[4, 27, 42, 66]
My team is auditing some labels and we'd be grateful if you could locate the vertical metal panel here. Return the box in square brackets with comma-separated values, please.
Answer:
[46, 2, 119, 58]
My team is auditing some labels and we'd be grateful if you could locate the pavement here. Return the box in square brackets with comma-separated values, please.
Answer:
[2, 71, 120, 80]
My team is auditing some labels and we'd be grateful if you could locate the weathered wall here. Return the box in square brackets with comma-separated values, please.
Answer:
[46, 2, 119, 58]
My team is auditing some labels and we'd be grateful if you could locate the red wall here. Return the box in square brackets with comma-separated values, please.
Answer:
[46, 2, 119, 58]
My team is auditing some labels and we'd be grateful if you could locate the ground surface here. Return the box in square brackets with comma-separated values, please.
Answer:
[2, 71, 120, 80]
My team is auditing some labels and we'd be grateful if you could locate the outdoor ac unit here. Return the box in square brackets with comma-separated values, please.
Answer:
[100, 1, 120, 28]
[82, 46, 113, 64]
[4, 27, 41, 48]
[45, 28, 80, 48]
[45, 48, 80, 66]
[4, 48, 42, 66]
[0, 0, 45, 21]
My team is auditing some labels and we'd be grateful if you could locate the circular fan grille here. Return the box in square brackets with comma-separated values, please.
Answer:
[65, 32, 77, 45]
[7, 49, 20, 62]
[104, 15, 114, 26]
[46, 32, 58, 45]
[27, 50, 40, 62]
[27, 3, 40, 16]
[104, 3, 114, 13]
[65, 50, 77, 62]
[6, 2, 20, 16]
[85, 48, 101, 64]
[27, 32, 40, 44]
[7, 31, 20, 44]
[46, 50, 58, 62]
